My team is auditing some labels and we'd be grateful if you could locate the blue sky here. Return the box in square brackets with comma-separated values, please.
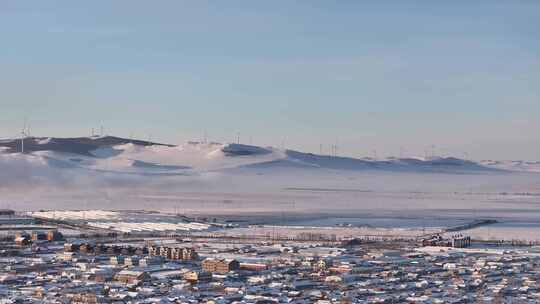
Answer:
[1, 1, 539, 160]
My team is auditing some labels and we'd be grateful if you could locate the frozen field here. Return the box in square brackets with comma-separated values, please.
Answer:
[8, 170, 538, 240]
[220, 225, 440, 240]
[29, 210, 211, 233]
[459, 221, 540, 242]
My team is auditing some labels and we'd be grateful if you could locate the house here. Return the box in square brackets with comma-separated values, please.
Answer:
[31, 231, 48, 241]
[93, 269, 115, 283]
[139, 256, 164, 267]
[202, 258, 240, 274]
[64, 242, 82, 252]
[148, 245, 197, 260]
[46, 230, 64, 241]
[148, 246, 160, 257]
[160, 247, 172, 259]
[184, 271, 212, 283]
[312, 259, 332, 271]
[125, 256, 140, 267]
[110, 256, 125, 265]
[452, 236, 471, 248]
[14, 233, 31, 245]
[171, 247, 198, 260]
[79, 243, 94, 254]
[240, 263, 269, 271]
[115, 270, 150, 284]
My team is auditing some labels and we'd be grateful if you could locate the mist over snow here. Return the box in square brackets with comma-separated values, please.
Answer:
[0, 136, 539, 225]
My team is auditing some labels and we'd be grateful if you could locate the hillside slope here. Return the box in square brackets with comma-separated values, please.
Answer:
[0, 135, 507, 176]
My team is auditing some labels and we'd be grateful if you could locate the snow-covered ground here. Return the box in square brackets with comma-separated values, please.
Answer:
[458, 222, 540, 242]
[481, 160, 540, 173]
[2, 139, 540, 241]
[29, 210, 211, 233]
[31, 210, 119, 221]
[0, 139, 510, 177]
[221, 225, 439, 239]
[87, 221, 210, 233]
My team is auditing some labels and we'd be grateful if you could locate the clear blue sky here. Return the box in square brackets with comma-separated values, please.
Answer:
[1, 1, 539, 160]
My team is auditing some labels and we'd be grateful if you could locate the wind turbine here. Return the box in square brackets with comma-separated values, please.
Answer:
[20, 120, 29, 154]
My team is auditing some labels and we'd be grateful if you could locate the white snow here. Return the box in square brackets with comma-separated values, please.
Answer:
[76, 142, 285, 173]
[28, 210, 211, 233]
[30, 210, 120, 221]
[36, 138, 52, 145]
[481, 160, 540, 173]
[88, 221, 210, 233]
[2, 140, 540, 242]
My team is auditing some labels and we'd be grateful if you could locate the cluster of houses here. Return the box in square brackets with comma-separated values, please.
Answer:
[14, 230, 63, 245]
[64, 242, 148, 255]
[421, 234, 472, 248]
[2, 229, 540, 303]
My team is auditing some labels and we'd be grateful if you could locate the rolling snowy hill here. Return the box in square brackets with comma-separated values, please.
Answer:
[0, 135, 507, 176]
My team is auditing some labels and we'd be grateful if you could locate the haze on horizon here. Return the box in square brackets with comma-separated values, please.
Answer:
[1, 1, 539, 160]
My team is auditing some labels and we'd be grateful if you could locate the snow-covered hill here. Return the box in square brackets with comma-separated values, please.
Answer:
[480, 160, 540, 173]
[0, 135, 508, 176]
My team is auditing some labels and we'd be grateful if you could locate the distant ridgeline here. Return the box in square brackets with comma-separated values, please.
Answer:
[0, 136, 172, 155]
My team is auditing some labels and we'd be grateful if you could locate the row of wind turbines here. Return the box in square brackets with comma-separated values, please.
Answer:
[12, 122, 471, 161]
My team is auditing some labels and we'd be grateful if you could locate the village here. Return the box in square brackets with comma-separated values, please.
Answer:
[1, 209, 540, 303]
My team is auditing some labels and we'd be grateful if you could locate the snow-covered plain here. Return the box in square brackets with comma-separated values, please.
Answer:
[29, 210, 211, 233]
[1, 138, 540, 241]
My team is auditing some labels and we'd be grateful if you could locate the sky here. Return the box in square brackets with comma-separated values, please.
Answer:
[0, 1, 539, 160]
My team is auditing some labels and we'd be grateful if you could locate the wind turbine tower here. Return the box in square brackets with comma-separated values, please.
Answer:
[20, 121, 29, 154]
